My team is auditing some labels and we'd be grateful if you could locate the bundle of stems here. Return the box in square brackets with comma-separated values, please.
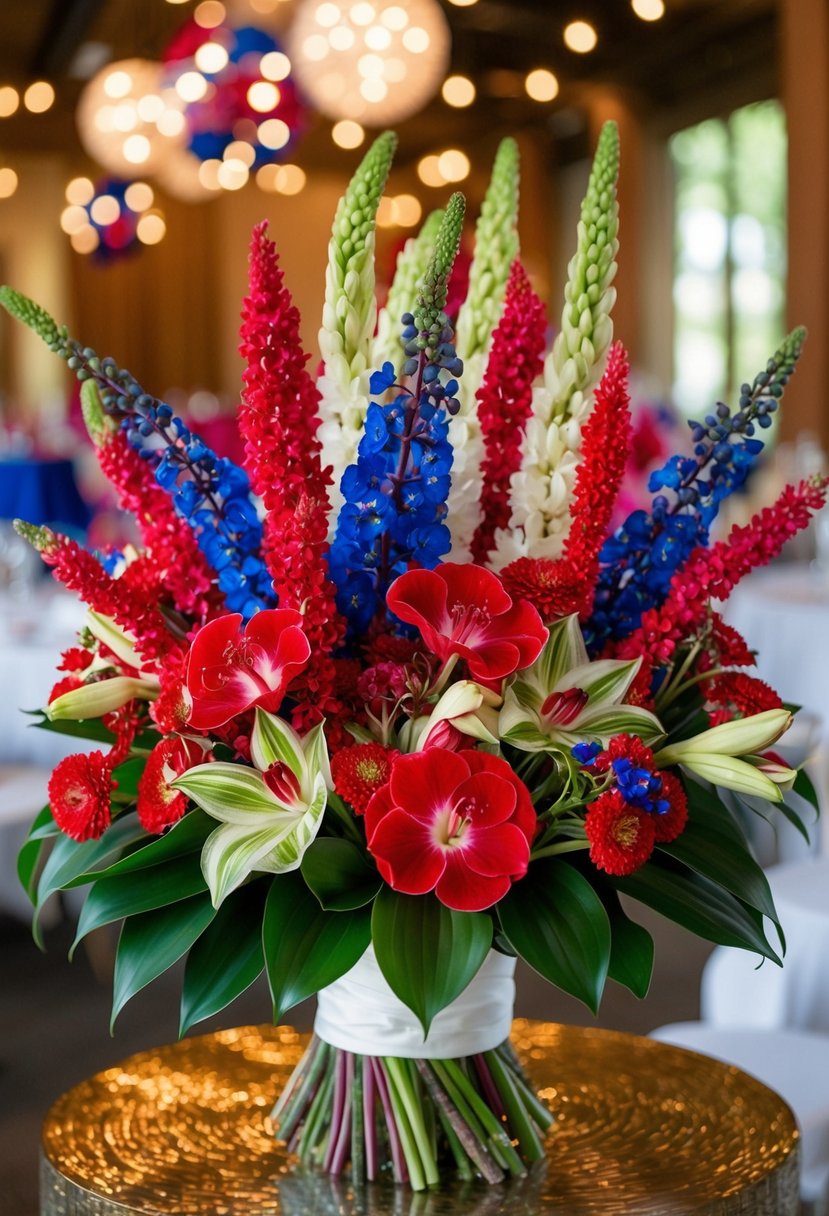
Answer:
[270, 1037, 552, 1190]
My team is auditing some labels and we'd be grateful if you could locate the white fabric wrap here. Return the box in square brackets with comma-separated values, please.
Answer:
[314, 946, 516, 1059]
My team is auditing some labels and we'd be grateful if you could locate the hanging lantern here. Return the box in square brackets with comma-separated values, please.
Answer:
[161, 18, 304, 185]
[287, 0, 450, 126]
[76, 59, 186, 178]
[59, 177, 166, 261]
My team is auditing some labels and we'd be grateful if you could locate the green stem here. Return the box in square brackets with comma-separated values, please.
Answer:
[325, 794, 364, 845]
[297, 1055, 336, 1160]
[530, 839, 590, 860]
[385, 1057, 439, 1187]
[351, 1054, 364, 1183]
[484, 1049, 544, 1162]
[440, 1059, 525, 1176]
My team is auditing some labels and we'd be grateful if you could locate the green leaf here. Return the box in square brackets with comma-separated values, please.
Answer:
[660, 781, 779, 924]
[598, 886, 654, 1000]
[251, 708, 304, 779]
[615, 856, 782, 964]
[262, 872, 371, 1021]
[498, 860, 610, 1014]
[72, 853, 207, 952]
[180, 881, 267, 1036]
[577, 704, 664, 744]
[371, 888, 492, 1035]
[111, 893, 216, 1030]
[172, 762, 285, 823]
[793, 768, 820, 814]
[537, 617, 588, 689]
[26, 709, 160, 752]
[301, 837, 382, 910]
[67, 811, 214, 885]
[17, 804, 53, 903]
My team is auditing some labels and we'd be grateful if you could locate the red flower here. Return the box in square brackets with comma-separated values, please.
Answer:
[706, 672, 783, 717]
[48, 675, 83, 704]
[48, 751, 114, 842]
[501, 556, 588, 623]
[185, 609, 310, 729]
[137, 737, 208, 834]
[652, 771, 688, 844]
[584, 788, 655, 876]
[365, 749, 536, 912]
[386, 563, 547, 686]
[331, 743, 399, 814]
[58, 647, 93, 673]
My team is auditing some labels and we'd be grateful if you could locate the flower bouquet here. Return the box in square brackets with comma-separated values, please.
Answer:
[6, 122, 824, 1191]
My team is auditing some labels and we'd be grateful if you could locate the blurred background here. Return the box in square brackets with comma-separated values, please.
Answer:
[2, 0, 829, 1212]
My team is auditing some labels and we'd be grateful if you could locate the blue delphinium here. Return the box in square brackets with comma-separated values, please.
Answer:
[587, 329, 805, 649]
[328, 194, 466, 636]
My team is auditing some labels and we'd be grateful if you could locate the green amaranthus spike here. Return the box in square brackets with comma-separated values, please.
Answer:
[546, 120, 620, 424]
[371, 208, 443, 375]
[13, 519, 53, 552]
[0, 286, 68, 353]
[319, 131, 397, 390]
[454, 137, 520, 371]
[414, 192, 466, 349]
[80, 379, 116, 446]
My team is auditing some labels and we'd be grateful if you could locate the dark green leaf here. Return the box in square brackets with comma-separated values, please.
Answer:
[498, 860, 610, 1014]
[262, 872, 371, 1021]
[615, 856, 782, 964]
[111, 893, 216, 1030]
[597, 885, 653, 1000]
[109, 757, 147, 800]
[780, 801, 814, 845]
[793, 768, 820, 814]
[371, 888, 492, 1034]
[180, 881, 267, 1036]
[16, 804, 53, 904]
[67, 811, 213, 886]
[301, 837, 382, 910]
[26, 710, 160, 752]
[661, 781, 778, 924]
[72, 854, 207, 952]
[34, 813, 147, 946]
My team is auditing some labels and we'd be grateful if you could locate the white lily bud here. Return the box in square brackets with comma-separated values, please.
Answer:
[86, 610, 141, 670]
[655, 709, 792, 765]
[48, 675, 159, 721]
[671, 752, 783, 802]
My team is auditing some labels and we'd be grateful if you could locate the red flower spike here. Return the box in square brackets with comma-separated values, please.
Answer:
[48, 751, 114, 842]
[137, 737, 208, 834]
[331, 742, 400, 814]
[185, 609, 310, 730]
[58, 647, 94, 673]
[584, 788, 655, 876]
[470, 260, 547, 565]
[238, 222, 345, 716]
[651, 771, 688, 844]
[386, 563, 547, 686]
[706, 672, 783, 718]
[365, 749, 536, 912]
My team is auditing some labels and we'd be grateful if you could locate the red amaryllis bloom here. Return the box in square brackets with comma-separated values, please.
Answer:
[365, 749, 536, 912]
[185, 609, 310, 730]
[137, 737, 209, 834]
[386, 563, 547, 686]
[331, 742, 400, 814]
[652, 771, 688, 844]
[584, 788, 655, 876]
[48, 751, 114, 842]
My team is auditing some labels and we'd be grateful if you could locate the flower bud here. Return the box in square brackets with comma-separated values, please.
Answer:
[47, 675, 158, 721]
[655, 709, 792, 766]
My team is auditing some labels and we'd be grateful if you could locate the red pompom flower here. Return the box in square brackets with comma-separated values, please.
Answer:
[331, 742, 399, 814]
[365, 749, 536, 912]
[185, 609, 310, 730]
[386, 563, 547, 687]
[651, 771, 688, 844]
[584, 788, 655, 876]
[48, 751, 114, 842]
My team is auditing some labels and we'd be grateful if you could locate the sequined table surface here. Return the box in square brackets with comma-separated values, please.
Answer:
[40, 1019, 800, 1216]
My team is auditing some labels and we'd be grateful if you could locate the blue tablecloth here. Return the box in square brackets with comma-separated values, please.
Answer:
[0, 457, 90, 531]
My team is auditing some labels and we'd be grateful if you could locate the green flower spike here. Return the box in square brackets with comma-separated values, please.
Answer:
[319, 130, 398, 394]
[454, 136, 520, 403]
[414, 191, 466, 351]
[0, 286, 67, 353]
[80, 379, 116, 446]
[545, 120, 620, 424]
[371, 208, 444, 376]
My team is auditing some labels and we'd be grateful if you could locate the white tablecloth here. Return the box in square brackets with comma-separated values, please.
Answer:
[701, 858, 829, 1033]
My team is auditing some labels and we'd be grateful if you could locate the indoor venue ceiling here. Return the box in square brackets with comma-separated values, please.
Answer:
[0, 0, 777, 171]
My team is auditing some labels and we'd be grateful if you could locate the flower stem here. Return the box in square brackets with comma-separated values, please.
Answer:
[484, 1049, 544, 1162]
[530, 838, 590, 860]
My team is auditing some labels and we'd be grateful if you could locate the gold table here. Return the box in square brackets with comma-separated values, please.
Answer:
[40, 1020, 800, 1215]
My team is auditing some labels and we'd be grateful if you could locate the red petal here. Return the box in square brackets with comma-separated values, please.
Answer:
[186, 614, 243, 697]
[435, 853, 511, 912]
[465, 640, 521, 682]
[364, 782, 397, 838]
[388, 750, 470, 823]
[462, 751, 537, 843]
[452, 772, 516, 826]
[440, 562, 512, 616]
[368, 810, 446, 894]
[496, 599, 549, 668]
[463, 822, 530, 879]
[386, 570, 450, 654]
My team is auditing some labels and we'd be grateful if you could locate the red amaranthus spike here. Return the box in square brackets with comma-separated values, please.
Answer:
[16, 522, 181, 668]
[95, 430, 217, 619]
[562, 341, 632, 607]
[470, 260, 546, 565]
[618, 476, 829, 666]
[238, 222, 345, 719]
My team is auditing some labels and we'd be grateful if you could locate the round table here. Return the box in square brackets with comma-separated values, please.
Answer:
[39, 1020, 800, 1215]
[702, 857, 829, 1033]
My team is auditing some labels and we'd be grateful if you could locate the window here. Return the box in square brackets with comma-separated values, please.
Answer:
[670, 100, 787, 418]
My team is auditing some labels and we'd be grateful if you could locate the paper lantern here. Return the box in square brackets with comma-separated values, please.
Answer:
[60, 177, 165, 261]
[76, 59, 186, 177]
[287, 0, 450, 125]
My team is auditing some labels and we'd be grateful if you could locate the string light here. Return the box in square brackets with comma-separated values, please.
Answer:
[0, 167, 18, 199]
[65, 177, 95, 206]
[24, 81, 55, 113]
[0, 87, 19, 117]
[525, 68, 559, 102]
[441, 75, 475, 107]
[563, 20, 598, 52]
[631, 0, 665, 18]
[332, 119, 365, 148]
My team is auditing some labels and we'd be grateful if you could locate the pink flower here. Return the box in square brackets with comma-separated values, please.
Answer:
[386, 563, 547, 687]
[365, 749, 536, 912]
[184, 609, 310, 729]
